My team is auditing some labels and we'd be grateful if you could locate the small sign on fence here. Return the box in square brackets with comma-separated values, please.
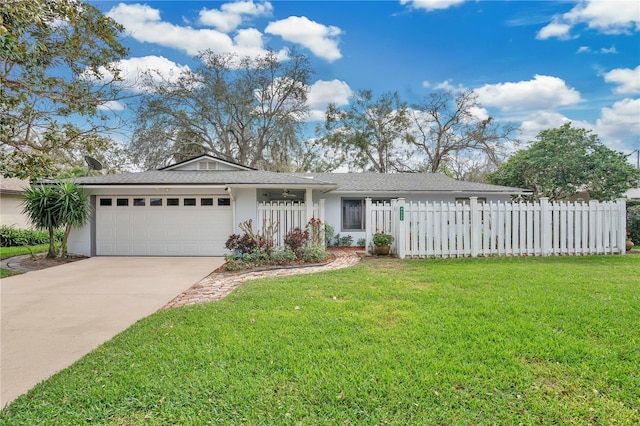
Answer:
[399, 206, 404, 221]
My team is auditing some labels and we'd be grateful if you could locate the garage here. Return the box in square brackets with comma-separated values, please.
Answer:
[96, 195, 232, 256]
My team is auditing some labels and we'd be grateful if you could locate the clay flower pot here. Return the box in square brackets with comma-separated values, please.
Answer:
[626, 238, 635, 252]
[374, 244, 391, 255]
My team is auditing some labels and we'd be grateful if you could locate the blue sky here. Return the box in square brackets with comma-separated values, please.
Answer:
[92, 0, 640, 155]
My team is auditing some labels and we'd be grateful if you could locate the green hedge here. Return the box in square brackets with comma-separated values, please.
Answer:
[0, 226, 64, 247]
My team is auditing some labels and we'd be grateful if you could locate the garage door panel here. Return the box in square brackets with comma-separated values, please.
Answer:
[96, 196, 232, 256]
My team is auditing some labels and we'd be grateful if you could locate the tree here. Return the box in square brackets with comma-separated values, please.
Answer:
[21, 181, 90, 258]
[317, 90, 411, 172]
[0, 0, 128, 179]
[406, 90, 516, 174]
[131, 49, 313, 171]
[488, 123, 640, 201]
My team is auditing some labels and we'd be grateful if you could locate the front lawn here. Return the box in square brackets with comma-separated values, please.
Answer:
[0, 244, 52, 259]
[1, 256, 638, 424]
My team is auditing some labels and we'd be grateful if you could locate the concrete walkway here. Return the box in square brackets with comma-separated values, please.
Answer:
[0, 257, 223, 408]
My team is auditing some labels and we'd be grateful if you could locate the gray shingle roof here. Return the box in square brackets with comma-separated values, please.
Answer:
[71, 170, 336, 187]
[72, 170, 526, 194]
[292, 173, 527, 194]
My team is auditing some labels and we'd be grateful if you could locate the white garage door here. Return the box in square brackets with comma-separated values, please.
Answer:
[96, 195, 232, 256]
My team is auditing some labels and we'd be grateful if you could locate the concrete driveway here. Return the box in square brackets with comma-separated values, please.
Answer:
[0, 256, 223, 408]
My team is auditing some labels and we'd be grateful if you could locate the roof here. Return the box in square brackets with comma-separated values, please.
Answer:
[0, 177, 29, 194]
[293, 173, 527, 194]
[71, 170, 336, 189]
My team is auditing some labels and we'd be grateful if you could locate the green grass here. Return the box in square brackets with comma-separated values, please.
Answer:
[0, 244, 51, 259]
[0, 268, 21, 278]
[1, 256, 639, 424]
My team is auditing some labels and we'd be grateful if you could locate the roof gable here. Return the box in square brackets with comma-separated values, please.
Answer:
[160, 154, 254, 172]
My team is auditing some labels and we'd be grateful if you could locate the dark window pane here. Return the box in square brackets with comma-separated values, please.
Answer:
[218, 198, 231, 206]
[184, 198, 196, 206]
[150, 198, 162, 206]
[167, 198, 179, 206]
[133, 198, 145, 206]
[116, 198, 129, 206]
[99, 198, 112, 206]
[201, 198, 214, 206]
[342, 199, 363, 230]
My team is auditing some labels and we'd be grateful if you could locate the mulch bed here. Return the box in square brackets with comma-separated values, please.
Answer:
[19, 254, 88, 270]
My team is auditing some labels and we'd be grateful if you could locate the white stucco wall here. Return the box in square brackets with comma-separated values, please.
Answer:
[0, 194, 32, 229]
[231, 188, 258, 233]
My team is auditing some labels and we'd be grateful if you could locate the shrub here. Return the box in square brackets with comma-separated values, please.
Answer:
[627, 205, 640, 244]
[270, 249, 297, 265]
[284, 227, 309, 259]
[356, 238, 366, 247]
[333, 233, 353, 247]
[225, 233, 258, 255]
[324, 223, 335, 247]
[0, 226, 64, 247]
[303, 245, 330, 263]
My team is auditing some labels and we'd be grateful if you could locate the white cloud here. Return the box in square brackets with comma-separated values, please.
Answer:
[596, 98, 640, 149]
[577, 46, 591, 53]
[98, 100, 126, 111]
[198, 1, 273, 33]
[400, 0, 465, 12]
[265, 16, 342, 62]
[475, 75, 583, 111]
[422, 79, 468, 93]
[98, 56, 191, 92]
[600, 46, 618, 54]
[306, 79, 353, 121]
[106, 3, 272, 58]
[518, 112, 595, 144]
[604, 65, 640, 94]
[536, 20, 572, 40]
[537, 0, 640, 40]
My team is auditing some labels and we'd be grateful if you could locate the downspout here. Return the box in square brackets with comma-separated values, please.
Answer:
[226, 186, 236, 233]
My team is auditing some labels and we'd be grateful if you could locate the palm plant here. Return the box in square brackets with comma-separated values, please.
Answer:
[22, 184, 63, 258]
[21, 181, 91, 258]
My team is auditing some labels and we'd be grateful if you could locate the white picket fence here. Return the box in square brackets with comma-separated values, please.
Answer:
[257, 200, 325, 248]
[365, 197, 627, 259]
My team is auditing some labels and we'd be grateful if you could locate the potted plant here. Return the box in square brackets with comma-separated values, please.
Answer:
[372, 231, 394, 255]
[626, 232, 635, 252]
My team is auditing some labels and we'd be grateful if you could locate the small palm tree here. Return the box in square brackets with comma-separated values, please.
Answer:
[22, 184, 63, 258]
[22, 181, 91, 258]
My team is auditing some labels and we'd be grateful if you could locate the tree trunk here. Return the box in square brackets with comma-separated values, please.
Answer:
[59, 225, 72, 258]
[47, 227, 56, 258]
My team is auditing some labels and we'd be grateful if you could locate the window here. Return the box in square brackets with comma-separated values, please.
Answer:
[342, 199, 364, 231]
[99, 198, 112, 206]
[455, 197, 487, 205]
[184, 198, 196, 206]
[167, 198, 179, 206]
[218, 197, 231, 206]
[117, 198, 129, 206]
[200, 198, 214, 206]
[150, 198, 162, 206]
[133, 198, 145, 206]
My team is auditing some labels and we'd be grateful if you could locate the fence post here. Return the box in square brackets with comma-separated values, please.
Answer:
[469, 197, 479, 257]
[540, 197, 551, 256]
[397, 198, 406, 259]
[365, 197, 372, 255]
[618, 198, 626, 255]
[319, 199, 326, 248]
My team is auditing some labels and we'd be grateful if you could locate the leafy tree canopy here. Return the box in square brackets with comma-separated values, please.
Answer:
[488, 123, 640, 201]
[0, 0, 128, 179]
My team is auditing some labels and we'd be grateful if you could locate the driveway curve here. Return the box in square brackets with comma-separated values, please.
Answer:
[0, 257, 223, 408]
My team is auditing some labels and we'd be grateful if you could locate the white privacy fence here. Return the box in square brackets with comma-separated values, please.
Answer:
[366, 197, 627, 259]
[257, 200, 325, 248]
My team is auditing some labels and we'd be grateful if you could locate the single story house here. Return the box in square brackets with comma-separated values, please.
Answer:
[0, 177, 31, 229]
[68, 154, 527, 257]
